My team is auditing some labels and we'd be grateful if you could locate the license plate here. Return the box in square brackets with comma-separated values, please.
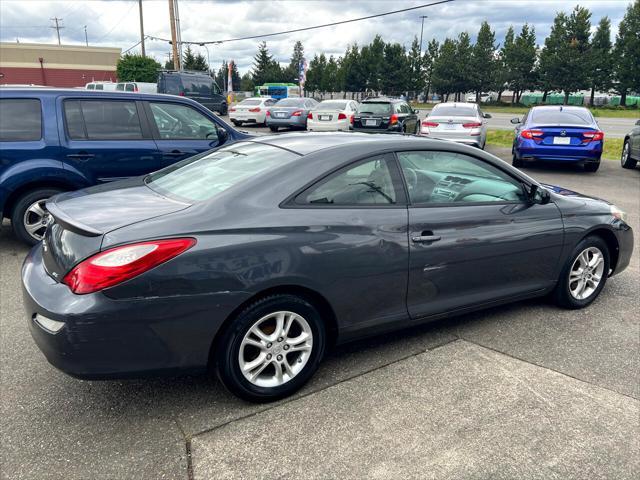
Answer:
[445, 123, 456, 130]
[553, 136, 571, 145]
[319, 115, 331, 121]
[364, 119, 377, 126]
[275, 112, 286, 118]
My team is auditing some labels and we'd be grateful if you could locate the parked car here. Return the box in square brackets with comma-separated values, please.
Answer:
[465, 93, 495, 103]
[511, 106, 604, 171]
[156, 70, 227, 115]
[307, 99, 358, 132]
[621, 119, 640, 169]
[0, 88, 249, 245]
[265, 97, 318, 132]
[85, 82, 117, 91]
[420, 102, 490, 149]
[229, 97, 277, 126]
[22, 133, 633, 402]
[115, 82, 157, 93]
[352, 97, 419, 134]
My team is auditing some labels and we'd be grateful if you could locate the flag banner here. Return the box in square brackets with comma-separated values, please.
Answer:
[227, 60, 234, 93]
[298, 58, 307, 87]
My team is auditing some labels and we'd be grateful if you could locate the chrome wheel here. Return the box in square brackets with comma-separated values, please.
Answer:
[22, 199, 49, 241]
[239, 311, 313, 388]
[622, 142, 629, 164]
[569, 247, 605, 300]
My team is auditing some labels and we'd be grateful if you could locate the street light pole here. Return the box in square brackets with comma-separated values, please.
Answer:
[418, 15, 428, 57]
[138, 0, 145, 57]
[199, 43, 210, 74]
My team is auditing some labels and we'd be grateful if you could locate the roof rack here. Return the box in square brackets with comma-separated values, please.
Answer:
[158, 69, 210, 74]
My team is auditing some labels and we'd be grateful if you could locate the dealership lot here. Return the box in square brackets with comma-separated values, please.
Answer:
[0, 149, 638, 479]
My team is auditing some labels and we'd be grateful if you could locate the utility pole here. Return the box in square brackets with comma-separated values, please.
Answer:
[138, 0, 145, 56]
[168, 0, 180, 69]
[418, 15, 428, 57]
[83, 25, 88, 46]
[50, 17, 64, 45]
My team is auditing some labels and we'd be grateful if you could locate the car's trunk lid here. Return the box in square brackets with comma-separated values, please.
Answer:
[535, 126, 596, 147]
[424, 115, 480, 132]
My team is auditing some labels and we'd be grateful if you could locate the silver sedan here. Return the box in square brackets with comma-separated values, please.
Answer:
[420, 102, 491, 149]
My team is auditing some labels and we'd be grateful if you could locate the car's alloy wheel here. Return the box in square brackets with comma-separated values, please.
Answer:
[238, 311, 313, 388]
[216, 294, 325, 402]
[621, 141, 637, 169]
[11, 188, 62, 245]
[568, 247, 605, 300]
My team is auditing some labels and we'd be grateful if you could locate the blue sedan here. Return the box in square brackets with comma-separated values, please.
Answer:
[511, 106, 604, 172]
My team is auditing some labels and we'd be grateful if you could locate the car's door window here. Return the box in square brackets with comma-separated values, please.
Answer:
[149, 102, 218, 140]
[126, 83, 135, 92]
[397, 151, 527, 204]
[297, 156, 398, 205]
[265, 98, 276, 106]
[0, 99, 42, 141]
[63, 100, 143, 140]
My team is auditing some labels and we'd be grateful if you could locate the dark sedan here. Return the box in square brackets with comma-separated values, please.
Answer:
[352, 98, 420, 134]
[22, 133, 633, 402]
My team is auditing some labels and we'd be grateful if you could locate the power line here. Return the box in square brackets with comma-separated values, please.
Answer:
[151, 0, 454, 46]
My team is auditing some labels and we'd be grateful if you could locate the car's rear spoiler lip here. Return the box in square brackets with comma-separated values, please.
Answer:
[45, 200, 103, 237]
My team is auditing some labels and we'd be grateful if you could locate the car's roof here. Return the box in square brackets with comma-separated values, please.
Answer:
[0, 87, 191, 102]
[530, 105, 589, 112]
[433, 102, 477, 108]
[362, 97, 402, 103]
[250, 132, 437, 156]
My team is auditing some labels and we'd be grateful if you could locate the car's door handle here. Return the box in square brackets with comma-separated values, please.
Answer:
[66, 153, 95, 159]
[164, 150, 186, 156]
[412, 231, 442, 243]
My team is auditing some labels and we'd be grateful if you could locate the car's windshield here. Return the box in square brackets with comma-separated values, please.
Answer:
[430, 106, 476, 117]
[531, 109, 593, 126]
[316, 101, 348, 110]
[357, 102, 391, 115]
[145, 142, 299, 202]
[275, 98, 305, 107]
[239, 99, 261, 106]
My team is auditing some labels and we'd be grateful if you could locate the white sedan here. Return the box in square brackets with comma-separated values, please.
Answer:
[229, 97, 277, 126]
[307, 100, 359, 132]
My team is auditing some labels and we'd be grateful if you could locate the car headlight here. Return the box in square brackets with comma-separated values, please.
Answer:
[610, 205, 628, 222]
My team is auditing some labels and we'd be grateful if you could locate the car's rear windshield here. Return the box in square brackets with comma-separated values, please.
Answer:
[275, 98, 304, 107]
[531, 109, 593, 126]
[317, 101, 347, 110]
[145, 142, 299, 202]
[430, 106, 476, 117]
[239, 99, 261, 106]
[357, 102, 391, 115]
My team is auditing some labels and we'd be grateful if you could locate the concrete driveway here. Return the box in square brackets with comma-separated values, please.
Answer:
[1, 149, 638, 479]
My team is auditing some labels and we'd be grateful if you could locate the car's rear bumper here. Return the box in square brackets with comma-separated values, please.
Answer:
[22, 245, 249, 379]
[352, 125, 401, 133]
[307, 119, 351, 131]
[421, 132, 482, 146]
[516, 140, 602, 162]
[266, 117, 306, 128]
[229, 114, 265, 124]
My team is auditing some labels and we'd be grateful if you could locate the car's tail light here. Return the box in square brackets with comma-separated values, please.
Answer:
[462, 122, 482, 128]
[229, 107, 236, 113]
[582, 131, 604, 142]
[338, 113, 347, 120]
[249, 107, 261, 112]
[307, 112, 313, 119]
[291, 110, 303, 116]
[134, 87, 139, 92]
[521, 129, 544, 139]
[63, 238, 196, 294]
[389, 114, 399, 125]
[179, 91, 185, 96]
[350, 115, 354, 125]
[422, 121, 439, 127]
[266, 110, 271, 117]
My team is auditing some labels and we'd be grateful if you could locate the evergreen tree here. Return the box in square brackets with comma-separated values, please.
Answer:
[470, 21, 496, 102]
[453, 32, 473, 101]
[538, 13, 570, 101]
[215, 60, 228, 91]
[182, 45, 197, 70]
[510, 24, 537, 104]
[494, 27, 515, 102]
[323, 55, 339, 94]
[431, 38, 458, 102]
[116, 53, 161, 82]
[251, 42, 280, 86]
[406, 37, 423, 98]
[363, 35, 386, 93]
[613, 0, 640, 106]
[305, 54, 322, 93]
[284, 41, 305, 83]
[190, 52, 208, 72]
[342, 44, 366, 98]
[560, 6, 592, 103]
[589, 17, 613, 105]
[422, 39, 439, 100]
[381, 43, 409, 96]
[240, 72, 255, 92]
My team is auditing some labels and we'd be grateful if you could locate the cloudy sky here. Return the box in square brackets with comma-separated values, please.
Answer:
[0, 0, 631, 74]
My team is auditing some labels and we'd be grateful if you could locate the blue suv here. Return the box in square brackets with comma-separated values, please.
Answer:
[0, 88, 250, 245]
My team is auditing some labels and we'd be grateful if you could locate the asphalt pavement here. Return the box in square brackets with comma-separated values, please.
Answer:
[0, 149, 638, 479]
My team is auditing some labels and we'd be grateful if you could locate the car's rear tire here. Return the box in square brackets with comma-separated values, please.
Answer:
[553, 235, 609, 309]
[584, 161, 600, 172]
[621, 140, 637, 169]
[232, 120, 241, 126]
[11, 188, 62, 246]
[512, 152, 523, 168]
[219, 102, 228, 116]
[215, 294, 326, 403]
[269, 126, 278, 132]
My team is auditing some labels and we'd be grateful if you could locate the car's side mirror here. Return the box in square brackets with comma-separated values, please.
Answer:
[527, 184, 550, 205]
[217, 127, 229, 144]
[483, 113, 492, 119]
[510, 117, 521, 124]
[635, 119, 640, 126]
[414, 109, 420, 114]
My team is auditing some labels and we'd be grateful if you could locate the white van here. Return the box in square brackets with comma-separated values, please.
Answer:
[115, 82, 157, 93]
[85, 82, 118, 91]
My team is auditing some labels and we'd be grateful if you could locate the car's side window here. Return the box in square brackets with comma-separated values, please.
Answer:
[148, 102, 218, 140]
[0, 99, 42, 142]
[63, 100, 144, 140]
[297, 155, 398, 206]
[397, 151, 527, 204]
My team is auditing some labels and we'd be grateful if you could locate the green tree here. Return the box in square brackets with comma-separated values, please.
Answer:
[613, 0, 640, 106]
[191, 52, 208, 72]
[381, 43, 409, 96]
[432, 38, 458, 101]
[251, 42, 282, 86]
[182, 45, 197, 70]
[494, 27, 515, 102]
[560, 6, 592, 104]
[510, 24, 537, 104]
[589, 17, 613, 105]
[284, 41, 305, 83]
[422, 39, 439, 100]
[362, 35, 386, 93]
[240, 72, 255, 92]
[341, 44, 366, 98]
[470, 21, 496, 102]
[305, 54, 322, 93]
[453, 32, 473, 101]
[116, 53, 161, 82]
[215, 60, 228, 90]
[538, 12, 570, 101]
[406, 37, 423, 98]
[323, 55, 339, 94]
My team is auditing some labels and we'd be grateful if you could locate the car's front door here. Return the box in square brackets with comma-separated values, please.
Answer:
[144, 101, 223, 165]
[396, 149, 565, 319]
[60, 98, 163, 183]
[631, 120, 640, 159]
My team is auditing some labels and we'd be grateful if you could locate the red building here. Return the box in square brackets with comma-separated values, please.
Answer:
[0, 42, 121, 87]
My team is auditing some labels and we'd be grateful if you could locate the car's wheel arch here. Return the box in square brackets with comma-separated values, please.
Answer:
[3, 179, 79, 220]
[578, 227, 620, 275]
[207, 284, 339, 369]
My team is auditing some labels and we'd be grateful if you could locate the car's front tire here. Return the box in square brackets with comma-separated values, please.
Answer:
[621, 140, 637, 169]
[215, 294, 326, 403]
[553, 236, 609, 309]
[11, 188, 62, 246]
